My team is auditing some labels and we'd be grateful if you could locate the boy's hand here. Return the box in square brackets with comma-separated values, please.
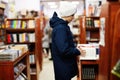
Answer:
[77, 46, 86, 57]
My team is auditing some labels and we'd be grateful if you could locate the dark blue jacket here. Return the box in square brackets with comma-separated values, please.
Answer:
[50, 12, 80, 80]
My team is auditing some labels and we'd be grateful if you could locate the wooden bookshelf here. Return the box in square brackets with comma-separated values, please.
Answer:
[4, 18, 42, 80]
[79, 15, 100, 80]
[0, 51, 30, 80]
[99, 2, 120, 80]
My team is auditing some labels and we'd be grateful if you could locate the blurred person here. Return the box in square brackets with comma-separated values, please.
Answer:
[48, 26, 53, 60]
[42, 19, 51, 58]
[50, 2, 86, 80]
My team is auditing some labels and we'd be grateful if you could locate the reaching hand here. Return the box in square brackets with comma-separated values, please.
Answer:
[77, 46, 86, 57]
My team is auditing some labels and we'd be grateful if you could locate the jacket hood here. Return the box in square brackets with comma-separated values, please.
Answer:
[50, 12, 68, 28]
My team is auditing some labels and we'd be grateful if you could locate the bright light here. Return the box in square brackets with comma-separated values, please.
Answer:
[72, 1, 79, 5]
[50, 5, 58, 9]
[47, 2, 56, 5]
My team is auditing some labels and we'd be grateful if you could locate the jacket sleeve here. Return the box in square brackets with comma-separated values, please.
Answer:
[53, 26, 80, 57]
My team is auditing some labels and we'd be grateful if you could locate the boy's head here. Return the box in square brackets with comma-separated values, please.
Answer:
[59, 2, 77, 18]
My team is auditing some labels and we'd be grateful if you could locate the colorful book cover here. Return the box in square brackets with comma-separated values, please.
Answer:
[6, 21, 10, 28]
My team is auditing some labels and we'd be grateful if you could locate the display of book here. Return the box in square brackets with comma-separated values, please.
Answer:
[6, 33, 35, 43]
[6, 19, 35, 29]
[0, 44, 28, 61]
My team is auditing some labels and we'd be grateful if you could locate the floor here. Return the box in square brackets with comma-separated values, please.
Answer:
[39, 57, 77, 80]
[39, 58, 55, 80]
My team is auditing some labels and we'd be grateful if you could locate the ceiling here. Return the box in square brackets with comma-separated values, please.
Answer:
[40, 0, 85, 17]
[40, 0, 84, 2]
[40, 0, 84, 9]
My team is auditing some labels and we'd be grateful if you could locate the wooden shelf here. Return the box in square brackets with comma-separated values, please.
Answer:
[86, 16, 100, 19]
[6, 18, 35, 21]
[86, 27, 99, 31]
[79, 14, 100, 80]
[14, 65, 27, 79]
[81, 60, 99, 65]
[6, 28, 35, 33]
[13, 51, 29, 65]
[6, 42, 35, 44]
[3, 18, 42, 80]
[0, 51, 30, 80]
[99, 2, 120, 80]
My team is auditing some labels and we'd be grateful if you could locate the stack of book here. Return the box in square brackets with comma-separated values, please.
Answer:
[0, 44, 28, 61]
[0, 49, 19, 61]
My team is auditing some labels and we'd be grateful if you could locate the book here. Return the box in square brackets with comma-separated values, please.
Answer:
[77, 44, 99, 60]
[111, 60, 120, 78]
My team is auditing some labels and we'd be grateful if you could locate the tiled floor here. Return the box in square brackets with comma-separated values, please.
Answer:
[39, 58, 54, 80]
[39, 58, 55, 80]
[39, 57, 77, 80]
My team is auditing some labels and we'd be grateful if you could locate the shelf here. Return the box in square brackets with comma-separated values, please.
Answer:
[14, 65, 27, 79]
[86, 27, 99, 31]
[81, 60, 99, 65]
[7, 42, 35, 44]
[0, 50, 30, 80]
[86, 39, 99, 42]
[30, 68, 36, 75]
[6, 28, 35, 33]
[7, 18, 34, 21]
[86, 16, 100, 19]
[79, 16, 100, 80]
[4, 18, 42, 80]
[13, 51, 29, 65]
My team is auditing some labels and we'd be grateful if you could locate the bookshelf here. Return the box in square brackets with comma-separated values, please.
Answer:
[0, 50, 30, 80]
[98, 2, 120, 80]
[79, 16, 100, 80]
[4, 18, 42, 80]
[80, 16, 100, 44]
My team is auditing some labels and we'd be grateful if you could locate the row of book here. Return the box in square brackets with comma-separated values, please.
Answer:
[82, 67, 96, 79]
[86, 18, 100, 28]
[6, 20, 35, 29]
[29, 54, 35, 64]
[7, 33, 35, 43]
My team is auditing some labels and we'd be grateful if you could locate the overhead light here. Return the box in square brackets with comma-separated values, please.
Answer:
[48, 2, 56, 5]
[50, 5, 58, 9]
[72, 1, 79, 5]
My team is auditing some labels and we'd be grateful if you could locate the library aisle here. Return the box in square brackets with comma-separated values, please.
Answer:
[39, 57, 77, 80]
[39, 58, 55, 80]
